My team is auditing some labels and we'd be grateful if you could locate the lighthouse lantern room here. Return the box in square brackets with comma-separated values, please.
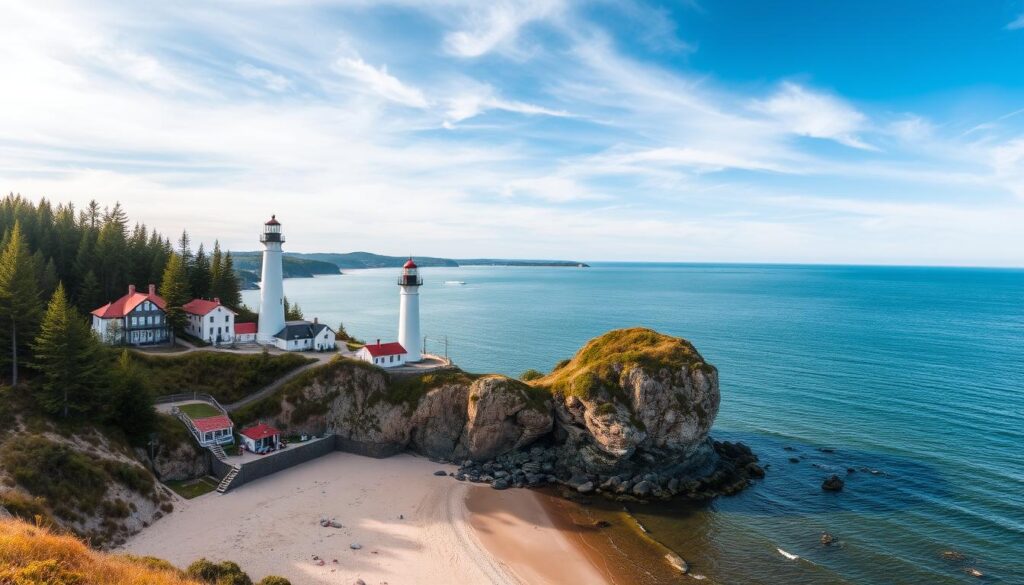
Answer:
[397, 258, 423, 362]
[257, 215, 286, 344]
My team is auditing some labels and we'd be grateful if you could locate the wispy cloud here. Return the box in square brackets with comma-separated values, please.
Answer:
[332, 54, 429, 108]
[444, 0, 565, 57]
[751, 83, 873, 150]
[1007, 12, 1024, 29]
[237, 63, 291, 92]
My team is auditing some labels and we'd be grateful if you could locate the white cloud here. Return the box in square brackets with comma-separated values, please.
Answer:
[1007, 13, 1024, 29]
[237, 63, 291, 92]
[751, 82, 872, 149]
[444, 0, 565, 57]
[444, 84, 570, 124]
[333, 55, 429, 108]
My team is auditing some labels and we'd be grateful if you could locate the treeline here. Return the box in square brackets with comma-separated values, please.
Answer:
[0, 194, 247, 443]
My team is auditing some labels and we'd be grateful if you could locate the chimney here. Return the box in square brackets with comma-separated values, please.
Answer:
[214, 297, 220, 304]
[313, 317, 318, 324]
[377, 339, 381, 346]
[128, 284, 136, 296]
[148, 284, 156, 295]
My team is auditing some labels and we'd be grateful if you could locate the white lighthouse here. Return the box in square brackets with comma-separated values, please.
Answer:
[257, 215, 286, 343]
[397, 258, 423, 362]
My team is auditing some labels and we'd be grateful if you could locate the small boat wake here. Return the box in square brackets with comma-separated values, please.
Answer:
[443, 280, 466, 285]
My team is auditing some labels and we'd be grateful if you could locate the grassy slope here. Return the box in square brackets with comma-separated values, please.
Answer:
[176, 403, 221, 419]
[132, 351, 313, 404]
[0, 518, 201, 585]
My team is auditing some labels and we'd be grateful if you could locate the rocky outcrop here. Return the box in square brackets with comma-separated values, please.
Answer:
[263, 361, 553, 462]
[261, 328, 757, 501]
[150, 441, 207, 482]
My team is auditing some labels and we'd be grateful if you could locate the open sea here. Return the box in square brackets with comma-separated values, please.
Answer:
[243, 263, 1024, 584]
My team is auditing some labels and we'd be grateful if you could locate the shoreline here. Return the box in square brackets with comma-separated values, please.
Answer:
[121, 452, 608, 584]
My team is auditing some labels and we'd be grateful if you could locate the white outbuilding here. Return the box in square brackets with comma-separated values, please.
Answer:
[183, 298, 236, 345]
[357, 340, 408, 368]
[271, 319, 336, 352]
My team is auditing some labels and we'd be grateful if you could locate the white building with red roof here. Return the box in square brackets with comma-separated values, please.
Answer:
[356, 340, 408, 368]
[91, 284, 170, 346]
[234, 322, 257, 343]
[189, 414, 235, 447]
[239, 422, 281, 454]
[183, 297, 237, 345]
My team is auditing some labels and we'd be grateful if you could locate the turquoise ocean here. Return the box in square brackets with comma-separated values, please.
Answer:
[243, 263, 1024, 584]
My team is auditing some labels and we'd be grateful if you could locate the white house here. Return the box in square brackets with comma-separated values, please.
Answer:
[357, 340, 408, 368]
[183, 298, 236, 345]
[271, 319, 336, 352]
[240, 423, 281, 454]
[234, 322, 257, 343]
[187, 414, 234, 447]
[91, 284, 170, 346]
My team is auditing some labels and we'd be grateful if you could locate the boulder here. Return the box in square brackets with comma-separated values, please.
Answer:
[822, 475, 844, 492]
[632, 480, 653, 497]
[577, 481, 595, 494]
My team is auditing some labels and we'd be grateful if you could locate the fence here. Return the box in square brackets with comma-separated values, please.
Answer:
[154, 392, 228, 413]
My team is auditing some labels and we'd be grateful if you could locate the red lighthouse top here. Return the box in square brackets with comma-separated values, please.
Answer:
[403, 257, 417, 269]
[398, 257, 422, 286]
[265, 215, 280, 226]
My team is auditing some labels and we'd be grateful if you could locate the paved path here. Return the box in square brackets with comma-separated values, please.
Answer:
[222, 351, 341, 412]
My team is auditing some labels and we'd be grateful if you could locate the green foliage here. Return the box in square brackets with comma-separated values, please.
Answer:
[102, 351, 158, 445]
[30, 284, 106, 418]
[0, 490, 52, 525]
[0, 221, 42, 385]
[132, 351, 313, 403]
[257, 577, 292, 585]
[186, 559, 253, 585]
[160, 254, 191, 335]
[1, 436, 109, 518]
[519, 369, 543, 381]
[282, 296, 303, 321]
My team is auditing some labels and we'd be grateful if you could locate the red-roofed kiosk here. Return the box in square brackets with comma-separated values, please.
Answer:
[240, 423, 281, 454]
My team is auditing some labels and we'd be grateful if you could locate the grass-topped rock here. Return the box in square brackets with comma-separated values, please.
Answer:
[534, 327, 720, 475]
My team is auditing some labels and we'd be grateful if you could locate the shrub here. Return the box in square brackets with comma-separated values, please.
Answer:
[132, 351, 313, 403]
[1, 436, 109, 518]
[519, 369, 543, 381]
[186, 558, 252, 585]
[257, 577, 291, 585]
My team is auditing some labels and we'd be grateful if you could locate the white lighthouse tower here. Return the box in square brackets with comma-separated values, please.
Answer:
[257, 215, 286, 343]
[397, 258, 423, 362]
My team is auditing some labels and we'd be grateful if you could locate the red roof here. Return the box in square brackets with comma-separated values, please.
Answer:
[363, 341, 407, 357]
[192, 415, 233, 433]
[241, 423, 280, 441]
[403, 258, 417, 269]
[91, 286, 166, 319]
[265, 215, 280, 225]
[235, 322, 256, 335]
[182, 298, 234, 316]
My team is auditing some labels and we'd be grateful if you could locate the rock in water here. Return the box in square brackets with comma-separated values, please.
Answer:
[433, 470, 448, 476]
[821, 532, 836, 546]
[577, 481, 595, 494]
[941, 550, 965, 561]
[546, 328, 720, 475]
[822, 475, 845, 492]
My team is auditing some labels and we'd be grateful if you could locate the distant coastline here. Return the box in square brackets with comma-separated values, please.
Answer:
[231, 251, 588, 289]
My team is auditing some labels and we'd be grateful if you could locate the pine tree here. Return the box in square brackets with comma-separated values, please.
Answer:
[283, 296, 303, 321]
[209, 241, 223, 297]
[218, 252, 243, 309]
[105, 350, 156, 444]
[77, 269, 102, 314]
[191, 243, 211, 299]
[160, 254, 190, 337]
[0, 222, 42, 386]
[31, 284, 103, 417]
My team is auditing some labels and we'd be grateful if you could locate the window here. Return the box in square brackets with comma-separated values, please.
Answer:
[131, 317, 137, 326]
[225, 315, 229, 322]
[209, 316, 214, 323]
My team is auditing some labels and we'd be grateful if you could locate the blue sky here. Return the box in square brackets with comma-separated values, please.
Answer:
[1, 1, 1023, 265]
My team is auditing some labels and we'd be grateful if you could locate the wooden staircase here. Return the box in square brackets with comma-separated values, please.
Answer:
[208, 444, 227, 461]
[216, 466, 240, 494]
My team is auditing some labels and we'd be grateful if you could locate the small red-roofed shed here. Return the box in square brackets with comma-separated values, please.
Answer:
[240, 423, 281, 453]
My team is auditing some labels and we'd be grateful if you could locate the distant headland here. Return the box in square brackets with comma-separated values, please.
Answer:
[231, 251, 589, 288]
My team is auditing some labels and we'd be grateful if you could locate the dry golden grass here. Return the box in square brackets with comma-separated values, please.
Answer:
[0, 517, 200, 585]
[534, 327, 713, 400]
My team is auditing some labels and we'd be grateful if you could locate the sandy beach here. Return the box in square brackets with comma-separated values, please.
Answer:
[122, 452, 607, 584]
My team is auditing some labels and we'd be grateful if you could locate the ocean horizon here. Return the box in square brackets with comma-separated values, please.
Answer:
[245, 262, 1024, 584]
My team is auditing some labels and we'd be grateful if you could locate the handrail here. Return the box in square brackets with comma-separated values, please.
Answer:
[154, 392, 228, 414]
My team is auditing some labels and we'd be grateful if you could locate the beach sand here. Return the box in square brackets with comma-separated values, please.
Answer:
[122, 452, 607, 584]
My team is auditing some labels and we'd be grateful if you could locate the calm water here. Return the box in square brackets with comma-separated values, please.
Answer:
[243, 264, 1024, 584]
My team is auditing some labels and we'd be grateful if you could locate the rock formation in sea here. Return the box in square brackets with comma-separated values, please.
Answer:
[249, 327, 761, 501]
